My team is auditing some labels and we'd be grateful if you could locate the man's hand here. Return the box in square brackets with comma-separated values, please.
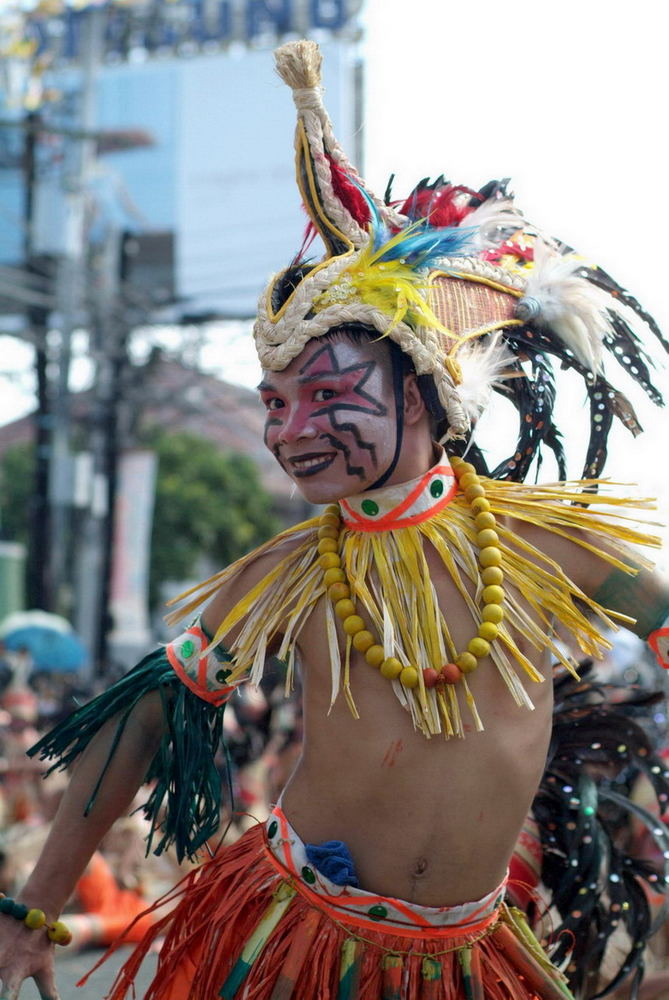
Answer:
[0, 919, 60, 1000]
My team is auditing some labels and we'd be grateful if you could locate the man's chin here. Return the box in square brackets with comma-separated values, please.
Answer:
[277, 456, 378, 505]
[291, 478, 350, 506]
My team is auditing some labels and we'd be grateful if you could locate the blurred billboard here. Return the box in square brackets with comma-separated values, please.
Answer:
[21, 1, 361, 61]
[0, 1, 363, 319]
[90, 38, 360, 318]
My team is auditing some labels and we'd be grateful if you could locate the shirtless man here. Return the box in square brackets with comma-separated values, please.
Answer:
[0, 39, 667, 1000]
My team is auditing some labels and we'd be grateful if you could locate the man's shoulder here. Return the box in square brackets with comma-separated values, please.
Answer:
[201, 518, 317, 634]
[238, 519, 316, 577]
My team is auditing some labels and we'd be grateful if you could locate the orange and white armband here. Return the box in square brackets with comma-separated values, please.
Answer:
[166, 620, 240, 705]
[647, 614, 669, 670]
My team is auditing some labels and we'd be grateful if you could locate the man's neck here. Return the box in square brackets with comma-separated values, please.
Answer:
[380, 440, 441, 491]
[339, 447, 453, 531]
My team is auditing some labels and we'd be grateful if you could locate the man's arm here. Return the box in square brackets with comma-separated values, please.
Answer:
[589, 561, 669, 671]
[591, 563, 669, 645]
[20, 690, 166, 915]
[0, 690, 166, 1000]
[546, 522, 669, 662]
[514, 512, 669, 664]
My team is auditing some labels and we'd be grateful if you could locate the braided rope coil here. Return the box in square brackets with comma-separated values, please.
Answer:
[276, 40, 406, 244]
[264, 41, 532, 439]
[299, 105, 367, 244]
[434, 256, 528, 291]
[318, 109, 407, 232]
[254, 248, 475, 436]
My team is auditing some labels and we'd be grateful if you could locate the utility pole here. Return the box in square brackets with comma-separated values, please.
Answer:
[48, 7, 104, 626]
[22, 110, 53, 610]
[73, 224, 128, 671]
[14, 8, 154, 668]
[98, 232, 135, 670]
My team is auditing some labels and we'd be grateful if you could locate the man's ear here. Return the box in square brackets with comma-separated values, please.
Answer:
[403, 374, 427, 425]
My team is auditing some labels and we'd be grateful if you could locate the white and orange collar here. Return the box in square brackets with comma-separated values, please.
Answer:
[339, 449, 456, 532]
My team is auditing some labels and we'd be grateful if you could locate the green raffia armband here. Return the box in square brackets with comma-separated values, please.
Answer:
[28, 625, 237, 862]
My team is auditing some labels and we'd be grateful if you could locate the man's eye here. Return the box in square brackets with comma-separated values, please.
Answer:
[314, 388, 337, 402]
[265, 398, 284, 411]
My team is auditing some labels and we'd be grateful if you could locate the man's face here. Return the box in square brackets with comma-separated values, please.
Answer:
[259, 335, 396, 504]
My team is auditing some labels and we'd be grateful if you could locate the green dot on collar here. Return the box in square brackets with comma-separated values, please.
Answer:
[361, 499, 379, 516]
[430, 479, 444, 498]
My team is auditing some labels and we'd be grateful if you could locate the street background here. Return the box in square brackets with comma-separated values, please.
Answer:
[0, 1, 667, 998]
[38, 948, 155, 999]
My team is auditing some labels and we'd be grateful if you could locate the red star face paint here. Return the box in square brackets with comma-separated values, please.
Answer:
[259, 338, 395, 504]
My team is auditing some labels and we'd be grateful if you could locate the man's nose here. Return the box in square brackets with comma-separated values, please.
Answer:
[277, 408, 318, 444]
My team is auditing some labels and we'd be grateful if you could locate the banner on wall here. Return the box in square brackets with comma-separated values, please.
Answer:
[108, 449, 157, 657]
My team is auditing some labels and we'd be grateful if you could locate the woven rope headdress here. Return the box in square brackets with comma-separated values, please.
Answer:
[254, 40, 668, 477]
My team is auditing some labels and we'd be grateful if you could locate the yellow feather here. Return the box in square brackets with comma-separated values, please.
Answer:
[313, 229, 456, 339]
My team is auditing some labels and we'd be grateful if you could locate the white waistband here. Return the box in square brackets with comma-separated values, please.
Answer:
[265, 806, 507, 932]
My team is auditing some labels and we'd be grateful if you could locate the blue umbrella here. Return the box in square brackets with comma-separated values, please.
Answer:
[0, 610, 73, 638]
[2, 626, 88, 672]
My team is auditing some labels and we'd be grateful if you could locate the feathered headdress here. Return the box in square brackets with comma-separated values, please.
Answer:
[254, 40, 668, 480]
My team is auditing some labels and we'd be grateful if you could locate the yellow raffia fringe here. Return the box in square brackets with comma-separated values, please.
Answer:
[165, 479, 660, 739]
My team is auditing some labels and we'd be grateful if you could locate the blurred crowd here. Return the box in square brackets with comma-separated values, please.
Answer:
[2, 632, 669, 998]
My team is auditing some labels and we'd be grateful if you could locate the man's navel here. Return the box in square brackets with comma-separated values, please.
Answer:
[410, 856, 429, 879]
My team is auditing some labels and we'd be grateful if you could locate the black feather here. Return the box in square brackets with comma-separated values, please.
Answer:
[532, 663, 669, 998]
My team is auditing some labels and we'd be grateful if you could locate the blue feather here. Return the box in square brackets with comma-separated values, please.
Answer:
[347, 174, 475, 264]
[346, 175, 387, 250]
[378, 223, 476, 266]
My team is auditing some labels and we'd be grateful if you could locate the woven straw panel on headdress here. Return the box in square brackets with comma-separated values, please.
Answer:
[428, 273, 518, 349]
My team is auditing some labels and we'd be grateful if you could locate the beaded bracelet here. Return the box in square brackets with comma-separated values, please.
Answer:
[0, 893, 72, 946]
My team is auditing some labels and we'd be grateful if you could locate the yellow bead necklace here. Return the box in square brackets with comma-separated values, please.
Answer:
[317, 456, 505, 690]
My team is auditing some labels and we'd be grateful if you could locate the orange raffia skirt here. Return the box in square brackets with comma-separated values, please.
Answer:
[84, 806, 573, 1000]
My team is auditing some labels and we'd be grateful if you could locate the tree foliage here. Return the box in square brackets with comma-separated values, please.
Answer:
[147, 431, 278, 607]
[0, 442, 34, 545]
[0, 435, 279, 609]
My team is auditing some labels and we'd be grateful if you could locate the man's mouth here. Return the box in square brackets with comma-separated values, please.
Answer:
[287, 452, 336, 477]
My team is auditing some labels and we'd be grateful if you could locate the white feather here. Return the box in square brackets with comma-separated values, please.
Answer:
[460, 197, 525, 249]
[456, 333, 516, 421]
[519, 240, 612, 372]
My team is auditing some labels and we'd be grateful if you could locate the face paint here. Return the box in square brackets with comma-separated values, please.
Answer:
[259, 338, 394, 504]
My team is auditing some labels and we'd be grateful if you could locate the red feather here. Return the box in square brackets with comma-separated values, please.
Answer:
[400, 181, 479, 228]
[327, 157, 371, 227]
[482, 239, 535, 266]
[294, 221, 319, 263]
